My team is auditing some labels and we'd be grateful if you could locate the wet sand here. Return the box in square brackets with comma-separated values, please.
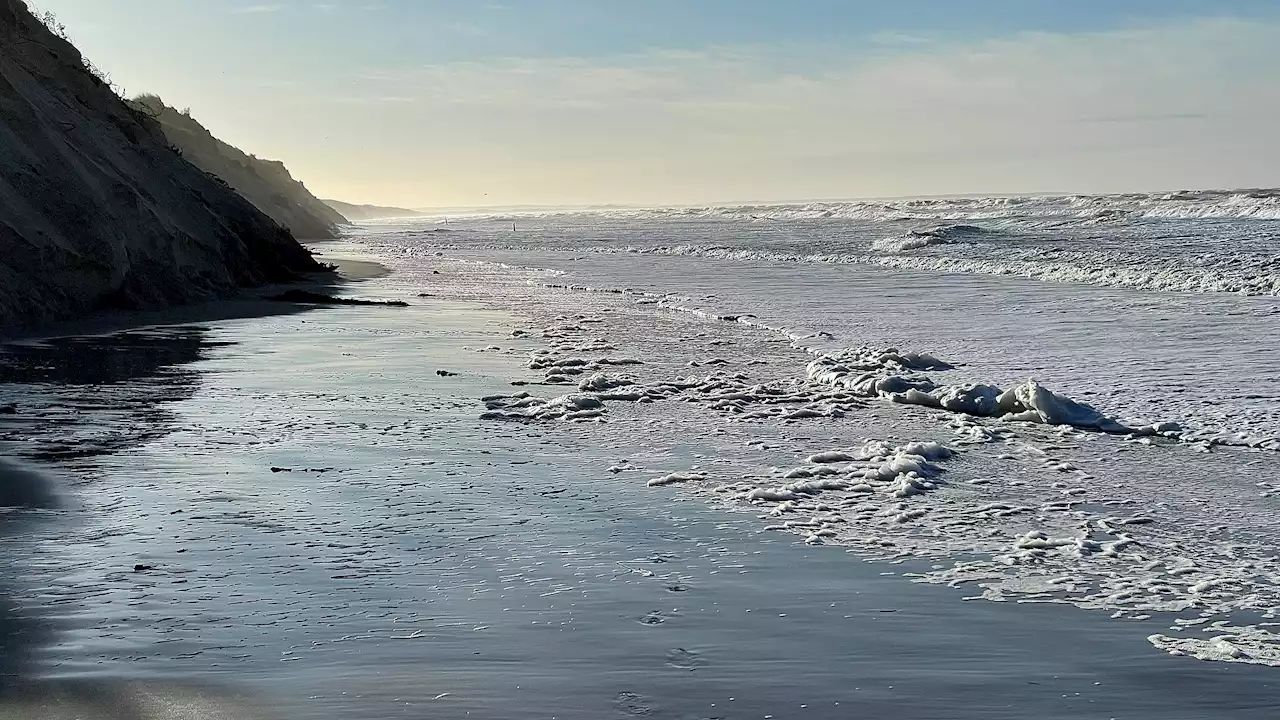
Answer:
[2, 256, 1278, 719]
[318, 256, 391, 281]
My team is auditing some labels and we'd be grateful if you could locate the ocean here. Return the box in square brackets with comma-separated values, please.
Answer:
[2, 189, 1279, 718]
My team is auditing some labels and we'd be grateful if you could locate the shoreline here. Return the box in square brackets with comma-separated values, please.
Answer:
[0, 254, 390, 344]
[3, 267, 1277, 718]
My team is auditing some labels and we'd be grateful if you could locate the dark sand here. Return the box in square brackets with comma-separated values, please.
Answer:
[2, 277, 1277, 719]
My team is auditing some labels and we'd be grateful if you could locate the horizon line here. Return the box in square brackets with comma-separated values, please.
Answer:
[387, 184, 1278, 214]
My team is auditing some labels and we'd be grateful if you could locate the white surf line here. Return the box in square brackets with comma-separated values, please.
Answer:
[579, 244, 1280, 297]
[404, 253, 1273, 452]
[695, 427, 1280, 669]
[527, 277, 1200, 444]
[530, 273, 1279, 452]
[462, 269, 1280, 668]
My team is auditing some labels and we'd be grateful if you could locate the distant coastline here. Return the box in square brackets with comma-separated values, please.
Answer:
[322, 200, 426, 221]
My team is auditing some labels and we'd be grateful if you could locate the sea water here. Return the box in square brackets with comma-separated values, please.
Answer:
[2, 190, 1280, 718]
[345, 190, 1280, 665]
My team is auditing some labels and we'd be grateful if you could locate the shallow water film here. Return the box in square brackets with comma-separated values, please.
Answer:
[4, 200, 1280, 718]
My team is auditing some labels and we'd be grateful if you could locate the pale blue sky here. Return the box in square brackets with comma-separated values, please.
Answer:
[33, 0, 1280, 207]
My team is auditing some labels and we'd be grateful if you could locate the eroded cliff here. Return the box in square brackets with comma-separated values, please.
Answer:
[0, 0, 322, 332]
[133, 95, 348, 239]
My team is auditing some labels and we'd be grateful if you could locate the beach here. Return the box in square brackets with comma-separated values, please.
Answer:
[4, 0, 1279, 714]
[3, 200, 1280, 717]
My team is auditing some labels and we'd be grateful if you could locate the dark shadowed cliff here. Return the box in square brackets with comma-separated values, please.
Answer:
[132, 95, 348, 239]
[0, 0, 322, 332]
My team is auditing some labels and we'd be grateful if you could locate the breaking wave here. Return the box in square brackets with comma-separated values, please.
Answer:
[592, 244, 1280, 297]
[405, 187, 1280, 297]
[438, 188, 1280, 225]
[871, 224, 995, 253]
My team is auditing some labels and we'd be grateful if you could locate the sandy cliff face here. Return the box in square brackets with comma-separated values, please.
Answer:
[133, 96, 348, 239]
[0, 0, 321, 332]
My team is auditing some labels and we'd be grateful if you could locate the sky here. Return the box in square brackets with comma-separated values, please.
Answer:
[31, 0, 1280, 208]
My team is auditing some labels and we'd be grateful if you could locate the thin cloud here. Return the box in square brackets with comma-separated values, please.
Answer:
[313, 2, 382, 11]
[311, 16, 1280, 202]
[1081, 113, 1209, 124]
[359, 17, 1278, 127]
[170, 14, 1280, 205]
[870, 31, 934, 45]
[231, 4, 285, 13]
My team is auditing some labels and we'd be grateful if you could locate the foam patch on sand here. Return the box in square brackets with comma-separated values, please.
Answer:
[521, 285, 1216, 448]
[480, 392, 608, 421]
[1149, 624, 1280, 666]
[807, 347, 1185, 438]
[685, 439, 961, 545]
[505, 278, 1278, 451]
[647, 471, 707, 487]
[667, 430, 1280, 668]
[432, 257, 1280, 668]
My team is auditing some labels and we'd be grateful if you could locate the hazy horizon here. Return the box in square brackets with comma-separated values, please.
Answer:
[33, 0, 1280, 208]
[387, 186, 1277, 215]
